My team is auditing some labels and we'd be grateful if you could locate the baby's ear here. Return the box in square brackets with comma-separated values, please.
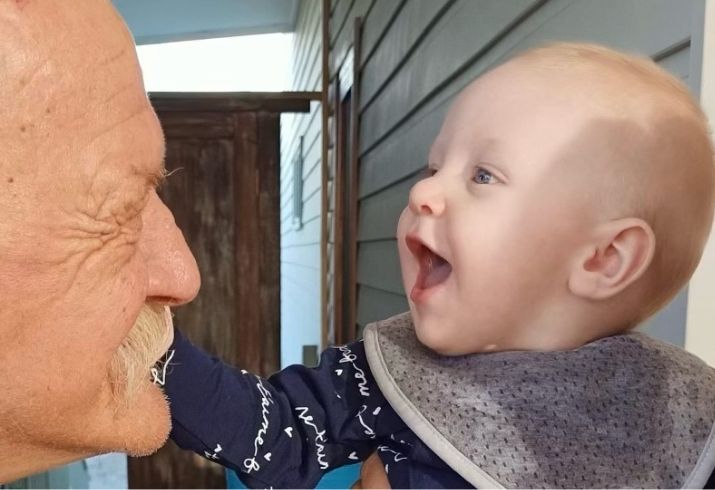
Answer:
[568, 218, 656, 300]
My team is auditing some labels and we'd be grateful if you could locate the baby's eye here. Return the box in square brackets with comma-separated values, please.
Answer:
[473, 167, 496, 185]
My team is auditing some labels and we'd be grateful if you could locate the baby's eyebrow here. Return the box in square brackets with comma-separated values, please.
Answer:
[481, 137, 502, 153]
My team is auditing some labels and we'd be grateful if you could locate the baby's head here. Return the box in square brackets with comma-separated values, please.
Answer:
[397, 42, 715, 355]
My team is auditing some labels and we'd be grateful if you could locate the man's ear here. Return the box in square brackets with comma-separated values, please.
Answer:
[568, 218, 656, 300]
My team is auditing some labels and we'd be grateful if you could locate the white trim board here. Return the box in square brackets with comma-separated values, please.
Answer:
[686, 0, 715, 367]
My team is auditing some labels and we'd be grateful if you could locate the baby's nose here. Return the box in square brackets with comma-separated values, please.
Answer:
[408, 177, 446, 216]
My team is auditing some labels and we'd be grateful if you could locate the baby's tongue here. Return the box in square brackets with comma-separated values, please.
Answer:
[421, 250, 452, 288]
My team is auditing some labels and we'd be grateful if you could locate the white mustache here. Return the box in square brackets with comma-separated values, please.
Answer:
[151, 348, 175, 386]
[108, 303, 174, 404]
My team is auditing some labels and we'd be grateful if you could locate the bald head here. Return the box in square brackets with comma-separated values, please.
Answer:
[411, 42, 715, 353]
[0, 0, 153, 173]
[0, 0, 138, 118]
[510, 43, 715, 321]
[0, 1, 192, 479]
[0, 0, 163, 263]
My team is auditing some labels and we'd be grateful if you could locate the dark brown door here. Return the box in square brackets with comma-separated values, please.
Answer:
[127, 94, 313, 489]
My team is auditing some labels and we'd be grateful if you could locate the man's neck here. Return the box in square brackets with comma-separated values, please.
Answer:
[0, 435, 91, 483]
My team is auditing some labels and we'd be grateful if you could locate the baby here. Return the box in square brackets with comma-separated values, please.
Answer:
[163, 42, 715, 488]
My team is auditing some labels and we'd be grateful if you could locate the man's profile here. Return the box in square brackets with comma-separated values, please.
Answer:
[0, 0, 200, 481]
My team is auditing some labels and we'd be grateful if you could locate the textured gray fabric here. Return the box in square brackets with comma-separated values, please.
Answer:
[363, 312, 715, 489]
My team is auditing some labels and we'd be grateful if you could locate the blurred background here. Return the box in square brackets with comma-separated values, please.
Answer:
[5, 0, 715, 487]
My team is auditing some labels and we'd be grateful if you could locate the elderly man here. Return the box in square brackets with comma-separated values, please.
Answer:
[0, 0, 200, 481]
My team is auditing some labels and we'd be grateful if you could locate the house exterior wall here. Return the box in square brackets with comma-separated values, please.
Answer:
[280, 0, 324, 367]
[326, 0, 707, 347]
[5, 461, 89, 489]
[687, 0, 715, 366]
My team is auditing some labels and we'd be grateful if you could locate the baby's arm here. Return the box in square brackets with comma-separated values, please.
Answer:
[164, 328, 402, 489]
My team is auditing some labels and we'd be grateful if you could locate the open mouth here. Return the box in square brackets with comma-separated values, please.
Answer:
[406, 235, 452, 300]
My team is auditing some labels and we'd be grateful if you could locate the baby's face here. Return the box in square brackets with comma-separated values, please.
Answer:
[397, 62, 602, 355]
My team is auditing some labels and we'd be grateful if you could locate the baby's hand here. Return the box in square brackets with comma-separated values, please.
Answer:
[352, 451, 390, 489]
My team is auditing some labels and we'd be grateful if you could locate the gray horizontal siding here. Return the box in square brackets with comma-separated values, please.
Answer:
[360, 0, 404, 69]
[359, 0, 542, 156]
[281, 266, 321, 363]
[357, 175, 417, 242]
[281, 113, 321, 192]
[356, 240, 402, 295]
[658, 44, 690, 82]
[359, 103, 446, 200]
[280, 123, 321, 214]
[330, 0, 355, 47]
[331, 0, 373, 73]
[351, 0, 701, 346]
[282, 217, 321, 248]
[282, 262, 321, 293]
[359, 0, 696, 193]
[281, 159, 321, 224]
[282, 243, 320, 269]
[280, 0, 323, 367]
[360, 0, 452, 110]
[282, 184, 321, 230]
[357, 285, 409, 329]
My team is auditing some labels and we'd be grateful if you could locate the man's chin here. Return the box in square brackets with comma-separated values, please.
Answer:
[113, 381, 171, 457]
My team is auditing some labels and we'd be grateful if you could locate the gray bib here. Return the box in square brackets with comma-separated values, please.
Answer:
[363, 312, 715, 488]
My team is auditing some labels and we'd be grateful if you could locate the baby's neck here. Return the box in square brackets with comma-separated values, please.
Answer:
[507, 300, 627, 352]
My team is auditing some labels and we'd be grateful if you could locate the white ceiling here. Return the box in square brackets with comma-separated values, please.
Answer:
[112, 0, 299, 45]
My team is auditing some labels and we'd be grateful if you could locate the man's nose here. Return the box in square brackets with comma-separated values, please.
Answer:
[408, 175, 446, 216]
[140, 192, 201, 305]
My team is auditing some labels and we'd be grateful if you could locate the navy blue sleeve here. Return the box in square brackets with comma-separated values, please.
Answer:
[164, 328, 404, 489]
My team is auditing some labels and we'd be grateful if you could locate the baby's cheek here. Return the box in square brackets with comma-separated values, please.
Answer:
[395, 207, 411, 238]
[397, 243, 415, 292]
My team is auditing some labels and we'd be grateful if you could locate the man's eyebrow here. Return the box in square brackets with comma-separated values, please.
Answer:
[145, 165, 168, 189]
[144, 142, 168, 188]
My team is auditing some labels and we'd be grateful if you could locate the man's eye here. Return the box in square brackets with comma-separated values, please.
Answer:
[473, 167, 496, 185]
[420, 166, 438, 179]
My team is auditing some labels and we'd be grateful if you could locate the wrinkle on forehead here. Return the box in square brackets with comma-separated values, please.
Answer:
[0, 0, 162, 277]
[0, 0, 148, 164]
[98, 47, 130, 69]
[0, 0, 159, 172]
[10, 0, 31, 10]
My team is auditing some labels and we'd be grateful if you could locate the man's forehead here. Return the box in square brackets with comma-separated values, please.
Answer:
[0, 0, 135, 89]
[1, 0, 129, 44]
[100, 109, 167, 182]
[0, 0, 163, 168]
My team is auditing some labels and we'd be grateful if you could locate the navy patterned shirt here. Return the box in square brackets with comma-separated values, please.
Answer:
[165, 328, 472, 488]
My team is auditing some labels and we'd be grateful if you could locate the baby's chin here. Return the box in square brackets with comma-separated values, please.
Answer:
[412, 312, 503, 356]
[412, 314, 465, 356]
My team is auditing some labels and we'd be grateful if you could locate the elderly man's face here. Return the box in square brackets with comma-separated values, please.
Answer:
[0, 0, 200, 474]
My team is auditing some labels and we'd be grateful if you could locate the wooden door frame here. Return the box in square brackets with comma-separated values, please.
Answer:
[150, 92, 320, 113]
[330, 17, 363, 345]
[321, 0, 331, 349]
[129, 92, 318, 489]
[150, 91, 319, 374]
